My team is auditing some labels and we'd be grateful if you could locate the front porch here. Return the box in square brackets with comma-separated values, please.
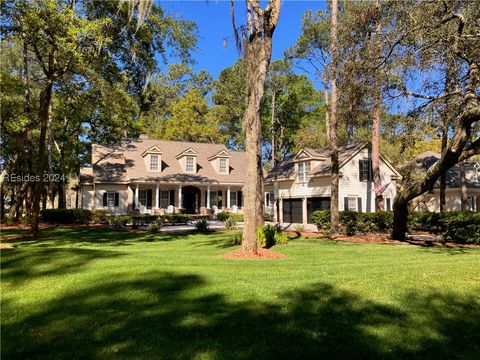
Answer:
[129, 183, 243, 215]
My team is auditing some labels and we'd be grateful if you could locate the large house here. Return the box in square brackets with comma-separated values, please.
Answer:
[412, 152, 480, 212]
[264, 143, 402, 225]
[79, 135, 246, 215]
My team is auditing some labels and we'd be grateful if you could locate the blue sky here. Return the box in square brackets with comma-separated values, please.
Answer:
[160, 1, 327, 78]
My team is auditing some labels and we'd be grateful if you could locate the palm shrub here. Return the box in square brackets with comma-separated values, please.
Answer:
[224, 217, 237, 230]
[256, 224, 288, 247]
[195, 219, 210, 233]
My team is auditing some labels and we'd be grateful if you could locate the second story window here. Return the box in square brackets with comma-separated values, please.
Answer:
[359, 160, 373, 182]
[150, 155, 158, 171]
[298, 161, 311, 182]
[186, 156, 195, 173]
[219, 158, 227, 174]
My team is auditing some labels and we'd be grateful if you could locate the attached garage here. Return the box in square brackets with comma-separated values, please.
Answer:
[307, 197, 330, 223]
[282, 199, 303, 223]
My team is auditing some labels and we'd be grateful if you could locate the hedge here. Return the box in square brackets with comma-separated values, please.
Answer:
[40, 209, 92, 224]
[217, 212, 244, 222]
[311, 210, 479, 244]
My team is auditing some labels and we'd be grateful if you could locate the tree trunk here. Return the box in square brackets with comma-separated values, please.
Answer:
[31, 79, 53, 235]
[372, 0, 383, 212]
[459, 161, 468, 210]
[329, 0, 340, 234]
[439, 126, 447, 212]
[238, 0, 280, 253]
[271, 90, 276, 167]
[392, 200, 409, 240]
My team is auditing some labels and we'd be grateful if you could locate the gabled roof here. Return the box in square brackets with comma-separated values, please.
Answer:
[292, 148, 328, 162]
[175, 147, 198, 159]
[141, 145, 163, 157]
[207, 149, 231, 160]
[416, 152, 480, 189]
[81, 139, 246, 184]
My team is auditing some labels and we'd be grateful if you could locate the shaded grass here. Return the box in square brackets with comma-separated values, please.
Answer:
[1, 227, 480, 359]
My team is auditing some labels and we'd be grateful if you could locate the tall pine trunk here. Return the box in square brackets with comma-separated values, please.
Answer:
[31, 80, 53, 235]
[329, 0, 340, 234]
[372, 0, 383, 211]
[459, 161, 468, 210]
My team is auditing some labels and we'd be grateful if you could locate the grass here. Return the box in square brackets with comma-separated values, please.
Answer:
[1, 226, 479, 359]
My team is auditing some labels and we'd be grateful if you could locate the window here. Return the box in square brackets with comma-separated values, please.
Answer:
[150, 155, 158, 171]
[219, 158, 227, 174]
[467, 196, 476, 211]
[230, 191, 238, 207]
[347, 197, 357, 211]
[139, 190, 147, 208]
[103, 192, 119, 207]
[186, 156, 195, 173]
[160, 190, 170, 209]
[386, 197, 392, 211]
[298, 161, 311, 182]
[266, 192, 275, 206]
[359, 160, 373, 182]
[209, 191, 222, 208]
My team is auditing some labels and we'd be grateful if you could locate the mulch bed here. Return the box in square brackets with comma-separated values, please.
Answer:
[223, 248, 287, 260]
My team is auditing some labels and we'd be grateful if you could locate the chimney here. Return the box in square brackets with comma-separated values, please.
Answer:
[139, 133, 149, 140]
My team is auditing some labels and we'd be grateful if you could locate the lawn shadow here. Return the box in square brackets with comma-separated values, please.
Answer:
[2, 271, 479, 359]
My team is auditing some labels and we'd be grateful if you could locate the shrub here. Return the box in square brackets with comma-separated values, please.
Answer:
[256, 224, 287, 247]
[148, 219, 163, 234]
[40, 209, 92, 224]
[440, 212, 480, 244]
[264, 212, 273, 221]
[216, 212, 229, 221]
[408, 211, 443, 233]
[91, 209, 111, 223]
[224, 217, 237, 230]
[194, 219, 210, 233]
[231, 233, 242, 245]
[311, 210, 331, 232]
[294, 224, 304, 233]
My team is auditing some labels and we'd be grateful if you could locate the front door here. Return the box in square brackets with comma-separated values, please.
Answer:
[182, 186, 200, 214]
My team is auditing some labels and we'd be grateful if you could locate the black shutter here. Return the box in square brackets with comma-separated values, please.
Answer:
[344, 197, 349, 211]
[103, 192, 107, 206]
[169, 190, 175, 206]
[219, 191, 223, 208]
[369, 160, 373, 181]
[357, 197, 362, 213]
[205, 191, 208, 207]
[132, 189, 135, 209]
[114, 192, 119, 207]
[359, 161, 364, 182]
[386, 198, 391, 211]
[238, 191, 242, 207]
[147, 189, 153, 209]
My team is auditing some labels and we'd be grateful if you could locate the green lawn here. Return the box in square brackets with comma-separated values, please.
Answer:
[1, 227, 479, 359]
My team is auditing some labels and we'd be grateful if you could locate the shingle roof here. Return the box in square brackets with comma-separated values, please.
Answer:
[80, 139, 246, 184]
[265, 143, 367, 181]
[416, 152, 480, 189]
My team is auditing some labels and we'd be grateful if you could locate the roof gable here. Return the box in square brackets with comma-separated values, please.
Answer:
[208, 149, 231, 160]
[141, 145, 163, 157]
[175, 147, 198, 159]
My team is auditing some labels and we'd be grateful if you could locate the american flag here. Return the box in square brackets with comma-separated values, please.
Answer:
[373, 182, 391, 195]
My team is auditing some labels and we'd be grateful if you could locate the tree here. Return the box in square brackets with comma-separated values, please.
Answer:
[230, 0, 281, 253]
[386, 0, 480, 240]
[162, 89, 227, 143]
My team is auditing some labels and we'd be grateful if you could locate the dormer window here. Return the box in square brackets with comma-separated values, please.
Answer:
[142, 145, 163, 172]
[186, 156, 195, 173]
[150, 155, 159, 171]
[298, 161, 311, 182]
[219, 158, 227, 174]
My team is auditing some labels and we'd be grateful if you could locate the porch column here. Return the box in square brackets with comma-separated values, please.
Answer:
[178, 185, 182, 208]
[227, 186, 231, 209]
[279, 198, 284, 223]
[302, 197, 308, 225]
[134, 184, 139, 209]
[207, 185, 211, 209]
[155, 182, 160, 209]
[274, 181, 280, 222]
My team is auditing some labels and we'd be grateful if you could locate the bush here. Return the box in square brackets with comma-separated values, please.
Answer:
[40, 209, 92, 224]
[311, 210, 331, 232]
[91, 209, 111, 223]
[256, 224, 288, 247]
[147, 219, 163, 234]
[408, 211, 443, 233]
[162, 214, 192, 224]
[217, 212, 244, 222]
[224, 217, 237, 230]
[442, 212, 480, 244]
[294, 224, 304, 233]
[264, 212, 273, 221]
[194, 219, 210, 233]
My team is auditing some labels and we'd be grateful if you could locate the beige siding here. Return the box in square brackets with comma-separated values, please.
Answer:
[413, 189, 480, 212]
[82, 184, 129, 215]
[339, 148, 397, 212]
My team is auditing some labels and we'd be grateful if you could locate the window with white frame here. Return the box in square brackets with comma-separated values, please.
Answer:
[298, 161, 311, 182]
[160, 190, 170, 209]
[107, 192, 115, 207]
[150, 155, 159, 171]
[347, 197, 357, 211]
[139, 190, 147, 207]
[186, 156, 195, 173]
[209, 191, 222, 208]
[266, 192, 275, 206]
[219, 158, 227, 174]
